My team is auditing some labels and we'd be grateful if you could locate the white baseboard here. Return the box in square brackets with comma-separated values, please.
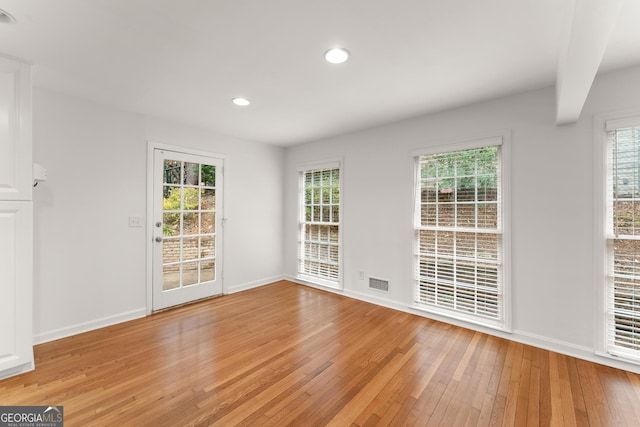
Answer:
[33, 276, 284, 345]
[225, 275, 285, 294]
[286, 276, 640, 374]
[33, 308, 147, 345]
[0, 361, 34, 381]
[510, 330, 640, 374]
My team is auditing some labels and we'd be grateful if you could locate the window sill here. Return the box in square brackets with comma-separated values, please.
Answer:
[296, 274, 342, 291]
[596, 349, 640, 367]
[412, 302, 509, 333]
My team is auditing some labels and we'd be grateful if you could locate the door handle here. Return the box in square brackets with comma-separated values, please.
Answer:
[155, 237, 163, 243]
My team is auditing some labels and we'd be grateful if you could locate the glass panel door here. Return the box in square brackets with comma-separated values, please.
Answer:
[153, 149, 223, 310]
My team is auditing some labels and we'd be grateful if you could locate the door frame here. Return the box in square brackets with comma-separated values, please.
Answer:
[146, 141, 227, 314]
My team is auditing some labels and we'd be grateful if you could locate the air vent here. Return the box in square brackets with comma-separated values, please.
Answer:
[369, 277, 389, 292]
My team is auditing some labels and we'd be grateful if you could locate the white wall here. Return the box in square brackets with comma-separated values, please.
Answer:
[30, 64, 640, 373]
[284, 65, 640, 373]
[32, 88, 284, 343]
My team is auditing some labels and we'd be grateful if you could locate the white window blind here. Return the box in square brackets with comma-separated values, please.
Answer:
[606, 123, 640, 361]
[414, 143, 504, 326]
[298, 166, 341, 286]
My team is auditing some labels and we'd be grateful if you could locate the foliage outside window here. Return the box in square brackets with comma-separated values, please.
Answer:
[415, 143, 504, 327]
[162, 163, 215, 236]
[606, 124, 640, 361]
[298, 166, 341, 286]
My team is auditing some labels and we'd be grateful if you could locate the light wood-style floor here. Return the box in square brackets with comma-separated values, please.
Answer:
[2, 280, 640, 426]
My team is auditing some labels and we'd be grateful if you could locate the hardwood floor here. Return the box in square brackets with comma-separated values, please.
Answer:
[2, 280, 640, 426]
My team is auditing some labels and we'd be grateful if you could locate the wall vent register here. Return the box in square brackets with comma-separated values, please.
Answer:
[369, 277, 389, 292]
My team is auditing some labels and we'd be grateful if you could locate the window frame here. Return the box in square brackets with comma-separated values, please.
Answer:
[297, 160, 343, 289]
[412, 135, 511, 332]
[595, 113, 640, 364]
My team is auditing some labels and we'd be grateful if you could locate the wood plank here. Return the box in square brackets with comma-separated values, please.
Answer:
[326, 343, 419, 426]
[0, 280, 638, 426]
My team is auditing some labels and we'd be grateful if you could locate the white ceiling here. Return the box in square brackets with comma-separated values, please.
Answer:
[0, 0, 638, 146]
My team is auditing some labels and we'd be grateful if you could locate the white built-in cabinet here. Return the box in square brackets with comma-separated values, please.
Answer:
[0, 56, 34, 379]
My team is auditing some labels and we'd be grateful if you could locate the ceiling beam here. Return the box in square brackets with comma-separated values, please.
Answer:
[556, 0, 625, 125]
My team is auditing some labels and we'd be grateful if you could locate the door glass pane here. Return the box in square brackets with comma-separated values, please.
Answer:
[184, 162, 199, 185]
[201, 260, 215, 282]
[163, 213, 179, 236]
[202, 165, 215, 186]
[183, 188, 199, 210]
[163, 186, 180, 211]
[183, 212, 198, 235]
[163, 264, 180, 290]
[164, 160, 181, 184]
[183, 261, 199, 286]
[201, 236, 215, 258]
[201, 189, 216, 209]
[202, 212, 215, 233]
[182, 237, 199, 261]
[162, 239, 180, 264]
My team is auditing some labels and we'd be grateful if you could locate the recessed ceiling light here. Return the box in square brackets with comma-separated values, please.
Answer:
[0, 8, 16, 24]
[324, 48, 350, 64]
[232, 97, 250, 106]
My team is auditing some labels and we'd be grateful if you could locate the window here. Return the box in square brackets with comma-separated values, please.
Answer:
[298, 163, 341, 288]
[604, 118, 640, 362]
[414, 137, 508, 329]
